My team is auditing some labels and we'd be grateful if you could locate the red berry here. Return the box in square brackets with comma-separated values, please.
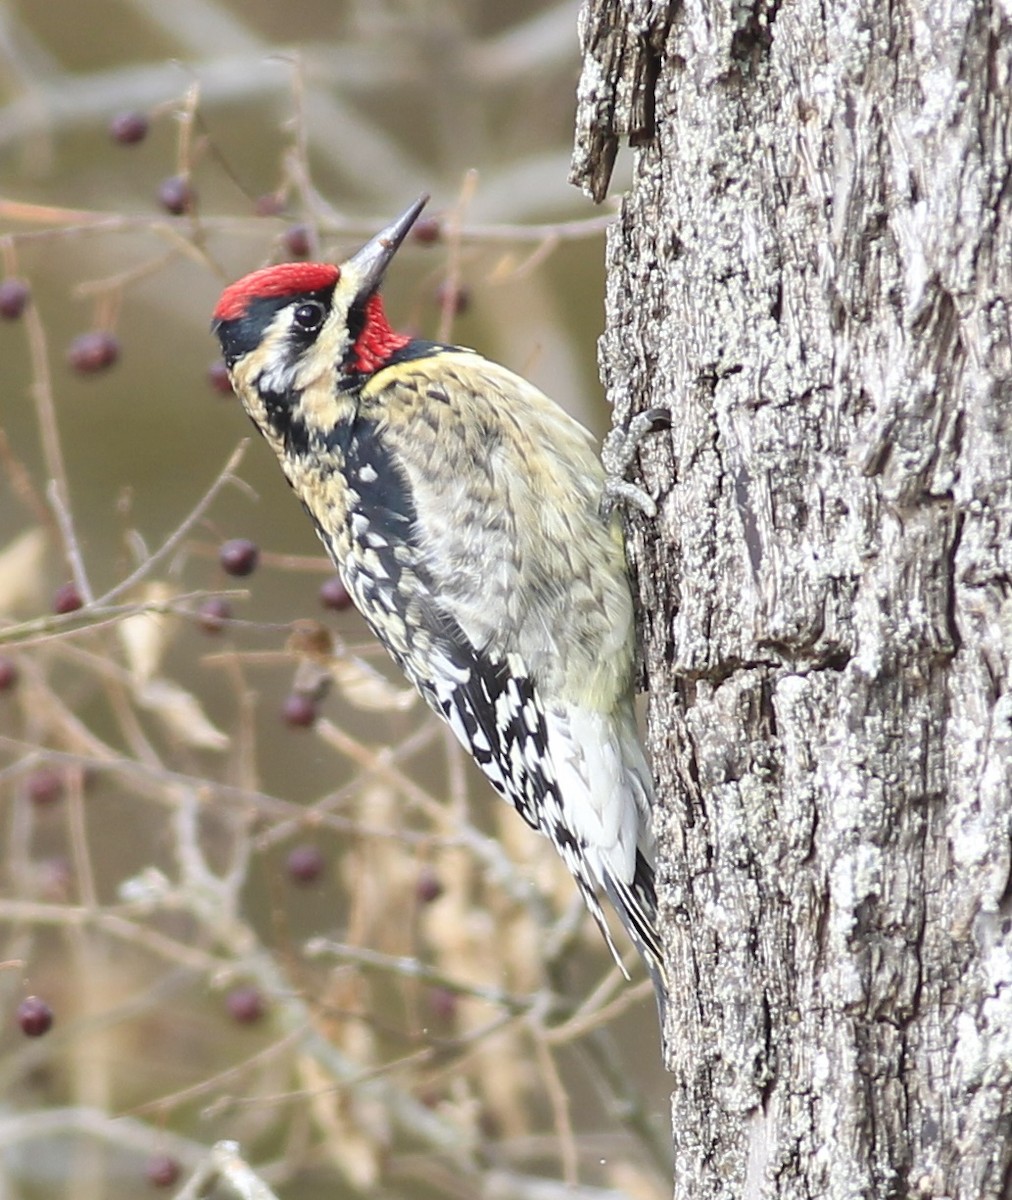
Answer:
[225, 985, 264, 1024]
[435, 280, 470, 315]
[428, 987, 457, 1021]
[196, 597, 231, 634]
[52, 582, 83, 613]
[145, 1154, 181, 1188]
[0, 278, 30, 319]
[319, 576, 352, 611]
[412, 216, 442, 245]
[254, 192, 285, 217]
[286, 843, 326, 884]
[157, 175, 194, 216]
[282, 224, 312, 257]
[207, 360, 233, 395]
[0, 656, 18, 690]
[281, 692, 317, 728]
[67, 331, 119, 373]
[109, 111, 149, 145]
[27, 768, 64, 806]
[17, 995, 54, 1036]
[219, 538, 259, 577]
[416, 867, 443, 904]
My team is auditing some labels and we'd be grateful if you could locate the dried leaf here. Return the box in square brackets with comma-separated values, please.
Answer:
[297, 1054, 384, 1189]
[286, 619, 333, 660]
[0, 528, 48, 614]
[118, 582, 177, 684]
[135, 678, 229, 750]
[330, 655, 416, 712]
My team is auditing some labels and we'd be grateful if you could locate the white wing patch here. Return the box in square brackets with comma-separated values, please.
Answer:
[541, 705, 643, 890]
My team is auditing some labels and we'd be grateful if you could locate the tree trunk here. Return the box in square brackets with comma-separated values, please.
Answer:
[572, 2, 1012, 1197]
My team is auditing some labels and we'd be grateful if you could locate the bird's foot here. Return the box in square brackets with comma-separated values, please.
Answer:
[601, 406, 670, 519]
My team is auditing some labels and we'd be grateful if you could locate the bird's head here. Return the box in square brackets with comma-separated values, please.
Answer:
[211, 195, 428, 398]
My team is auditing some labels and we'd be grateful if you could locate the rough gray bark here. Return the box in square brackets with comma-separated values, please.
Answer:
[572, 2, 1012, 1198]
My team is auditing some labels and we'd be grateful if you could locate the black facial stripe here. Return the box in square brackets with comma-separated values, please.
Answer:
[336, 292, 376, 379]
[345, 293, 369, 350]
[211, 283, 336, 368]
[250, 386, 310, 457]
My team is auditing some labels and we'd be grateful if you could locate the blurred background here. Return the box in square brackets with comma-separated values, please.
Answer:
[0, 2, 666, 1198]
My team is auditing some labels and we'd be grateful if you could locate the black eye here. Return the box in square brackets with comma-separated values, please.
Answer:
[293, 301, 325, 331]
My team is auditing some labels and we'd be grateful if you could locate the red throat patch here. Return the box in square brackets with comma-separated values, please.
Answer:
[351, 293, 411, 373]
[213, 262, 340, 321]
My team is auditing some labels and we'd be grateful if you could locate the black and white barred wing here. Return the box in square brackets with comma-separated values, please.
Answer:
[400, 592, 661, 980]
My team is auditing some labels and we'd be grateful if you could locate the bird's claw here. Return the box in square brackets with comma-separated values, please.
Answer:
[601, 407, 670, 519]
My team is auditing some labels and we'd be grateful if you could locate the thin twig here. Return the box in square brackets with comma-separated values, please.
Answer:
[174, 1141, 281, 1200]
[73, 247, 179, 297]
[0, 590, 246, 650]
[127, 1026, 307, 1119]
[530, 1025, 579, 1187]
[0, 734, 447, 848]
[23, 299, 91, 600]
[94, 440, 248, 606]
[437, 169, 478, 343]
[45, 479, 92, 602]
[0, 197, 615, 245]
[305, 938, 543, 1013]
[0, 899, 227, 974]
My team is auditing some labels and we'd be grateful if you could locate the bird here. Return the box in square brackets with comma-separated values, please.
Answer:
[211, 195, 666, 1016]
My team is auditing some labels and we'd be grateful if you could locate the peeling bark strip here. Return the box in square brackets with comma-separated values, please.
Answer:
[574, 2, 1012, 1198]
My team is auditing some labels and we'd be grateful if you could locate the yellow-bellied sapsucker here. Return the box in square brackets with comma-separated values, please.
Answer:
[211, 197, 666, 1014]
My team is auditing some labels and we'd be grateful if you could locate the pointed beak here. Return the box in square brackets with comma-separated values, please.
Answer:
[346, 194, 429, 301]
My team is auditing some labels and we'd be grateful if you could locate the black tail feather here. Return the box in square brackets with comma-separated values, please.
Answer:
[602, 851, 668, 1029]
